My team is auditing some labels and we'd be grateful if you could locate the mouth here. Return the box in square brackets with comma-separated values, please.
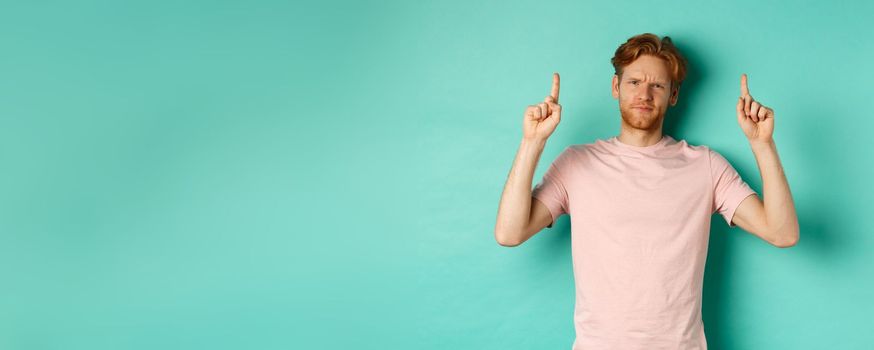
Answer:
[632, 106, 654, 111]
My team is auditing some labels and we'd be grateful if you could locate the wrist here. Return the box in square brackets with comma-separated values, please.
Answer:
[749, 138, 775, 151]
[521, 137, 548, 148]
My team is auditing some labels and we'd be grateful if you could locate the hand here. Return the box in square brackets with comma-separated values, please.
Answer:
[523, 72, 562, 142]
[736, 73, 775, 144]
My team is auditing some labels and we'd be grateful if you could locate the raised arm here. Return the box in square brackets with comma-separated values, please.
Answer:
[494, 73, 562, 247]
[730, 74, 800, 248]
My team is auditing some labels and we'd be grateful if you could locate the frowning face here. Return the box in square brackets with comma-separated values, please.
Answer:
[611, 55, 680, 131]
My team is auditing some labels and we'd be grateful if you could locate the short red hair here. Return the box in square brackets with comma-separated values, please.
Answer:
[611, 33, 688, 89]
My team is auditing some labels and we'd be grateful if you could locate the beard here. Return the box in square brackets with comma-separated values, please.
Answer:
[619, 103, 665, 131]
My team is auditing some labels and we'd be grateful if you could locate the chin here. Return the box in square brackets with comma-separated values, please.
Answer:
[621, 110, 663, 130]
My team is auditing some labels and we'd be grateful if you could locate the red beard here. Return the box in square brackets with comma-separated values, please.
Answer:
[620, 104, 664, 131]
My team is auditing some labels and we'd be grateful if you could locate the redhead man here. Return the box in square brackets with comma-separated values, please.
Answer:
[494, 33, 799, 349]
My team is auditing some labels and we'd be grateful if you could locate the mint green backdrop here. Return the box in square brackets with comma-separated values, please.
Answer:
[1, 1, 871, 349]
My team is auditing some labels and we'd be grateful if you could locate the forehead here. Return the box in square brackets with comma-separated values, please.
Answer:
[622, 55, 670, 80]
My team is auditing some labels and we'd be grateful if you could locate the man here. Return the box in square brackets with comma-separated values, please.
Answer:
[493, 33, 799, 349]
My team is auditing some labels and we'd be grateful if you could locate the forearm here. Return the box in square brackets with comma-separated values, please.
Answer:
[495, 138, 546, 242]
[750, 139, 800, 245]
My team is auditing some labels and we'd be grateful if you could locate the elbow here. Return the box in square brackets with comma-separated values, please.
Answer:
[772, 229, 800, 248]
[774, 237, 798, 248]
[494, 230, 522, 247]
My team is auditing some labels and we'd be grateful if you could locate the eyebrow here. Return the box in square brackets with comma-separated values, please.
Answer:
[626, 77, 668, 85]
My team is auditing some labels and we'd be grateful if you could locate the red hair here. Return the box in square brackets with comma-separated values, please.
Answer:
[611, 33, 688, 89]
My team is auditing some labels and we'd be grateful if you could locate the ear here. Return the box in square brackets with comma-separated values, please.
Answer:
[611, 74, 620, 99]
[669, 83, 680, 106]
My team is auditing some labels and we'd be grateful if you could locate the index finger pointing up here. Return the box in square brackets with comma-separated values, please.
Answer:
[740, 73, 750, 97]
[551, 72, 560, 102]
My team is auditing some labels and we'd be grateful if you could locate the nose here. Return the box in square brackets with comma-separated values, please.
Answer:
[637, 86, 653, 101]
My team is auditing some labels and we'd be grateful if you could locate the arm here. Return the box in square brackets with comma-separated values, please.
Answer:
[730, 74, 800, 248]
[732, 140, 800, 247]
[494, 73, 563, 247]
[494, 139, 558, 247]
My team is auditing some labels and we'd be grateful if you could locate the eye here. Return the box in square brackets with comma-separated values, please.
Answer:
[654, 84, 664, 89]
[630, 80, 639, 85]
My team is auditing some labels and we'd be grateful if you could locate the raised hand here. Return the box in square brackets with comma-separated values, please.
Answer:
[523, 72, 562, 142]
[736, 73, 775, 143]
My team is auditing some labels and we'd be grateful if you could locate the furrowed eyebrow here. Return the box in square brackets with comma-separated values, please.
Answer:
[627, 77, 668, 85]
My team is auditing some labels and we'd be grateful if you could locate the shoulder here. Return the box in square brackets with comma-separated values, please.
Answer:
[660, 136, 716, 164]
[671, 137, 712, 154]
[568, 137, 612, 155]
[695, 143, 738, 174]
[545, 142, 596, 169]
[552, 143, 585, 163]
[562, 140, 604, 159]
[556, 140, 599, 155]
[568, 142, 593, 154]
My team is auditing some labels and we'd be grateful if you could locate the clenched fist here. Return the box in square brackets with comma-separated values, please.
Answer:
[523, 72, 562, 142]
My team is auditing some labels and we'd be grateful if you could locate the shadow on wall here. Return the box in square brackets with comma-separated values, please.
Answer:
[663, 38, 704, 138]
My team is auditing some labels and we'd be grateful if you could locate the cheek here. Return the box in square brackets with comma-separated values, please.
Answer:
[619, 87, 633, 98]
[619, 94, 633, 105]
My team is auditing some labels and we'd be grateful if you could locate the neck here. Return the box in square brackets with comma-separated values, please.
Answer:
[617, 123, 664, 147]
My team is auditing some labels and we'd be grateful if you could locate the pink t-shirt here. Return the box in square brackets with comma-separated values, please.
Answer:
[532, 134, 757, 350]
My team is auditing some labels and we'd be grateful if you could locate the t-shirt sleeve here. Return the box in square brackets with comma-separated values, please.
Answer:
[531, 147, 572, 228]
[709, 148, 757, 227]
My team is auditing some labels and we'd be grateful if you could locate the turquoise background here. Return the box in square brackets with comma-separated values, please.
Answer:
[1, 0, 872, 349]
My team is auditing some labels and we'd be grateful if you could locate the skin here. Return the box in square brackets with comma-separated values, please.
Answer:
[730, 74, 799, 247]
[610, 54, 679, 147]
[495, 57, 799, 248]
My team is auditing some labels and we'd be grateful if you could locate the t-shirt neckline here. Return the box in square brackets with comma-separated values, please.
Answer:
[608, 134, 673, 154]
